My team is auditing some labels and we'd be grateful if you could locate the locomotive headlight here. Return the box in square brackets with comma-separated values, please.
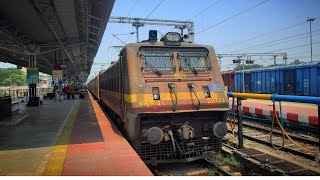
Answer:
[166, 33, 181, 42]
[161, 32, 182, 46]
[146, 127, 164, 145]
[202, 85, 211, 98]
[152, 87, 160, 100]
[168, 83, 175, 90]
[213, 122, 227, 138]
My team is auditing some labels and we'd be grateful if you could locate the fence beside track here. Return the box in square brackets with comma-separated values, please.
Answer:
[227, 92, 320, 153]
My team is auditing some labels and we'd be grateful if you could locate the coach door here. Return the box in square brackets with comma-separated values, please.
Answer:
[284, 69, 295, 95]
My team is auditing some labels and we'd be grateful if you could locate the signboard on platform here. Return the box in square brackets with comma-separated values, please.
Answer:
[26, 67, 39, 85]
[52, 70, 63, 85]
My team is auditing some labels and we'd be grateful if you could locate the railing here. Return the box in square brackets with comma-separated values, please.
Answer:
[226, 92, 320, 153]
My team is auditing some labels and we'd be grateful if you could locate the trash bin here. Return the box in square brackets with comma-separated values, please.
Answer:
[0, 97, 12, 120]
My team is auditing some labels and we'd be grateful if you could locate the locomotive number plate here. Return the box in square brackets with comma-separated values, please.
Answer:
[139, 100, 164, 107]
[207, 97, 225, 104]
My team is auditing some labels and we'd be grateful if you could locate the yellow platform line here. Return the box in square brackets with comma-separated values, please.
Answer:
[42, 100, 80, 176]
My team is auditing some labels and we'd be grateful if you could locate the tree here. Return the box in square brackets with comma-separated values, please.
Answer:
[265, 59, 303, 67]
[267, 64, 284, 67]
[2, 78, 12, 86]
[233, 64, 263, 71]
[0, 68, 26, 87]
[291, 59, 303, 65]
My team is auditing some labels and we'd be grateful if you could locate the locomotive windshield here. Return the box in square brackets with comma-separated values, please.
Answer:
[178, 50, 210, 73]
[141, 49, 174, 75]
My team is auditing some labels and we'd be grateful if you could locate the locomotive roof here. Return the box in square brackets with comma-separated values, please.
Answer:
[125, 41, 214, 50]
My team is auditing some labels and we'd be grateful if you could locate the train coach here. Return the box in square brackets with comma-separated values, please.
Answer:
[222, 61, 320, 96]
[222, 70, 235, 92]
[88, 31, 229, 165]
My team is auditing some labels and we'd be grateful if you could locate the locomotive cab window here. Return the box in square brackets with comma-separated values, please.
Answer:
[178, 49, 210, 74]
[140, 48, 174, 75]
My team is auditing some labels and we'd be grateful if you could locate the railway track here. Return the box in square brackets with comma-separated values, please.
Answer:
[226, 119, 319, 161]
[222, 138, 320, 175]
[149, 157, 241, 176]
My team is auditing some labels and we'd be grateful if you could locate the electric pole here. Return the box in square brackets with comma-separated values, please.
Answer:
[217, 55, 222, 70]
[132, 22, 144, 42]
[240, 57, 245, 93]
[306, 17, 315, 62]
[100, 65, 105, 70]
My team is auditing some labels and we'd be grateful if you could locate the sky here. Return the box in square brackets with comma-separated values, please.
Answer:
[1, 0, 320, 81]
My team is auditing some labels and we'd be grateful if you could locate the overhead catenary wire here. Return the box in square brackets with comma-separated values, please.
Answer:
[230, 30, 320, 53]
[266, 41, 320, 53]
[219, 42, 320, 66]
[196, 0, 271, 35]
[220, 21, 307, 49]
[220, 17, 320, 50]
[188, 0, 225, 20]
[288, 54, 320, 60]
[220, 54, 317, 68]
[143, 0, 165, 22]
[220, 54, 320, 71]
[289, 50, 317, 57]
[126, 0, 138, 18]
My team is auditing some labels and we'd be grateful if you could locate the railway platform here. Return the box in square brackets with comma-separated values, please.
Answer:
[0, 93, 152, 176]
[229, 98, 319, 127]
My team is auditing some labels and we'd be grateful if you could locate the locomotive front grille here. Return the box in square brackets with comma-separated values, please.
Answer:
[138, 137, 222, 164]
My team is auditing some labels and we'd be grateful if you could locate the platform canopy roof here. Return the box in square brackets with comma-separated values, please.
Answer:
[0, 0, 115, 81]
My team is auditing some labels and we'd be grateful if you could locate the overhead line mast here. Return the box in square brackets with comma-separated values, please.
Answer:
[306, 17, 316, 62]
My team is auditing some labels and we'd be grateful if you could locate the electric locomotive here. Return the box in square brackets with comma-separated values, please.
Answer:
[88, 31, 228, 164]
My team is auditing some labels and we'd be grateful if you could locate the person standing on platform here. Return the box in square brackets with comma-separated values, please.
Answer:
[66, 84, 71, 99]
[57, 79, 63, 102]
[71, 84, 75, 99]
[62, 85, 66, 99]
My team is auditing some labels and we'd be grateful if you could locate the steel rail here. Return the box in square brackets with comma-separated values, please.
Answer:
[202, 158, 233, 176]
[227, 118, 318, 145]
[226, 129, 317, 161]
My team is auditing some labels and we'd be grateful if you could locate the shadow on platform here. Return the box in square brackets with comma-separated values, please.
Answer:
[0, 97, 107, 151]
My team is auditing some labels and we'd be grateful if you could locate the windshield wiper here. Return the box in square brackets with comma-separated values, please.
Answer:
[184, 58, 198, 75]
[145, 62, 162, 76]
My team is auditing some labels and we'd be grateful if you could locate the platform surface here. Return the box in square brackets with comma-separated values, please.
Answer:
[0, 93, 152, 176]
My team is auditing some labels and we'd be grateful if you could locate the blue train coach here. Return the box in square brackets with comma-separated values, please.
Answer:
[233, 62, 320, 96]
[251, 66, 284, 94]
[234, 69, 252, 93]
